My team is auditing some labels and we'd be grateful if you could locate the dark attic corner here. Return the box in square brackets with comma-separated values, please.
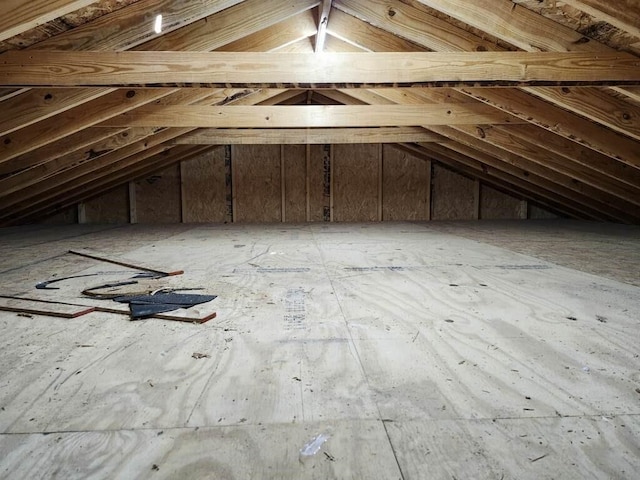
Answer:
[0, 1, 639, 478]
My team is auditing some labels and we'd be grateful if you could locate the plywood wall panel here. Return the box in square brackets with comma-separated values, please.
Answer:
[135, 163, 181, 223]
[308, 144, 330, 222]
[181, 148, 227, 223]
[382, 145, 430, 221]
[84, 185, 129, 223]
[282, 145, 306, 223]
[480, 185, 525, 220]
[333, 144, 378, 222]
[431, 164, 475, 220]
[40, 207, 77, 225]
[529, 204, 560, 219]
[233, 145, 281, 223]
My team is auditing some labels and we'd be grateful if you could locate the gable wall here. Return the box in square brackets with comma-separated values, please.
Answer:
[60, 144, 556, 224]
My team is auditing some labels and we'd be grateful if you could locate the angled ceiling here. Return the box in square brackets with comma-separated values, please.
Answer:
[0, 0, 639, 225]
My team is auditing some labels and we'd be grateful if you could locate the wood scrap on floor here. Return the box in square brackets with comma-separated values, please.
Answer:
[68, 249, 184, 277]
[0, 296, 95, 318]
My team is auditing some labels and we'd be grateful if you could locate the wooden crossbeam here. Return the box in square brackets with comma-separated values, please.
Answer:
[98, 104, 525, 128]
[1, 52, 638, 88]
[172, 127, 447, 144]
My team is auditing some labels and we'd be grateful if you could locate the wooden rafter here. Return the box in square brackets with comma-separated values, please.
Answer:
[1, 51, 638, 88]
[331, 0, 640, 165]
[555, 0, 640, 39]
[0, 0, 100, 42]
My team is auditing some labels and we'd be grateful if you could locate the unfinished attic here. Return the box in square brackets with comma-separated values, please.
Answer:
[0, 0, 639, 478]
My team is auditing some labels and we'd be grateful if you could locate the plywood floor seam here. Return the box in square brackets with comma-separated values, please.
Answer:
[0, 221, 638, 479]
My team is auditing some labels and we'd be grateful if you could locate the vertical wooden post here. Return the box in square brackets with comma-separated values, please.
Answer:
[179, 160, 186, 223]
[128, 181, 137, 224]
[305, 144, 311, 222]
[329, 144, 334, 222]
[425, 159, 432, 221]
[77, 202, 87, 224]
[280, 145, 286, 223]
[521, 200, 529, 219]
[230, 145, 237, 223]
[377, 143, 383, 222]
[473, 179, 481, 220]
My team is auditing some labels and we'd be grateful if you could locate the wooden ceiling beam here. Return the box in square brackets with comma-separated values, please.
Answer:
[2, 51, 637, 88]
[99, 104, 525, 128]
[414, 0, 640, 111]
[0, 0, 100, 42]
[172, 127, 447, 145]
[0, 0, 319, 143]
[332, 0, 640, 166]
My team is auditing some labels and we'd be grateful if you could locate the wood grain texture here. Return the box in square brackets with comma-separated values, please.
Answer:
[83, 185, 129, 224]
[0, 88, 175, 165]
[382, 145, 430, 221]
[480, 185, 525, 220]
[333, 144, 379, 222]
[0, 222, 639, 478]
[308, 145, 331, 222]
[173, 127, 444, 145]
[180, 148, 227, 224]
[232, 145, 282, 223]
[283, 145, 307, 223]
[431, 164, 475, 220]
[100, 104, 524, 128]
[3, 51, 638, 87]
[0, 0, 99, 42]
[134, 164, 181, 224]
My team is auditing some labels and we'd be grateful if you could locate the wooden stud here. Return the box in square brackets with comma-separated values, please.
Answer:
[473, 179, 481, 220]
[425, 159, 432, 221]
[280, 145, 286, 223]
[231, 145, 237, 224]
[305, 144, 311, 222]
[128, 181, 137, 224]
[329, 144, 334, 222]
[77, 202, 87, 224]
[377, 143, 383, 222]
[179, 161, 186, 224]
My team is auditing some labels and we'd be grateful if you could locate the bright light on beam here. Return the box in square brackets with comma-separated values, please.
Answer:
[154, 14, 163, 34]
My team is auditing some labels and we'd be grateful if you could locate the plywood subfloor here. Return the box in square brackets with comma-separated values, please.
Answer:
[0, 221, 638, 479]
